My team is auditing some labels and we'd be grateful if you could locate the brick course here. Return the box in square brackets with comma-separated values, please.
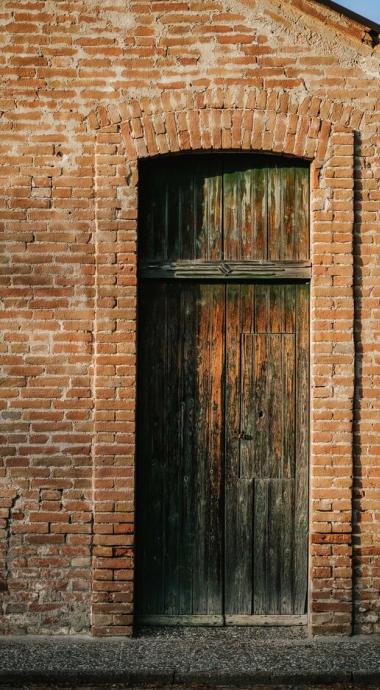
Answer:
[1, 0, 380, 636]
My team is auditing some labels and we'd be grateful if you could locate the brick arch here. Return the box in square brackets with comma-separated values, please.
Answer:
[90, 87, 357, 637]
[89, 86, 362, 164]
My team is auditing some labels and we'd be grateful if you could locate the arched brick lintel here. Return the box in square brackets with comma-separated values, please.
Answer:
[89, 87, 363, 164]
[91, 87, 357, 638]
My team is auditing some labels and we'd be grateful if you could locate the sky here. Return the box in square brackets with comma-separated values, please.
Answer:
[335, 0, 380, 23]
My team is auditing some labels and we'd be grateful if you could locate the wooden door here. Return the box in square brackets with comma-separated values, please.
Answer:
[136, 281, 224, 620]
[136, 154, 310, 625]
[224, 283, 309, 620]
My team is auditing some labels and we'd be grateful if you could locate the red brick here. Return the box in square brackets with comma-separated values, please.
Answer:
[1, 0, 377, 641]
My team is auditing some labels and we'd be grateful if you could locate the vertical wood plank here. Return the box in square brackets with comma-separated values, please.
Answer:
[225, 285, 255, 615]
[252, 167, 267, 260]
[279, 480, 294, 614]
[283, 168, 296, 260]
[195, 159, 223, 261]
[180, 170, 195, 260]
[167, 172, 181, 261]
[253, 334, 268, 478]
[253, 479, 268, 614]
[192, 284, 224, 615]
[254, 284, 268, 333]
[192, 284, 208, 614]
[179, 284, 196, 614]
[253, 480, 294, 615]
[295, 167, 310, 261]
[283, 334, 296, 480]
[267, 480, 294, 614]
[267, 335, 283, 479]
[284, 285, 296, 333]
[163, 283, 182, 614]
[266, 480, 281, 614]
[225, 285, 243, 484]
[224, 161, 253, 261]
[269, 285, 284, 334]
[223, 165, 240, 261]
[267, 167, 282, 261]
[224, 477, 253, 614]
[207, 284, 224, 613]
[294, 284, 310, 614]
[240, 333, 255, 479]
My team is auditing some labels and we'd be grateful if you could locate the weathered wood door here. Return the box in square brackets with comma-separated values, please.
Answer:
[136, 155, 310, 625]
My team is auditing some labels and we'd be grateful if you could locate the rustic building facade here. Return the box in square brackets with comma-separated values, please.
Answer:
[1, 0, 380, 637]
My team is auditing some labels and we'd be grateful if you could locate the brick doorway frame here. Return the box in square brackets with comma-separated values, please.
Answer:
[89, 87, 360, 637]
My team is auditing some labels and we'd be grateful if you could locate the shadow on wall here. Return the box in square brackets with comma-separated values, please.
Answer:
[352, 130, 366, 633]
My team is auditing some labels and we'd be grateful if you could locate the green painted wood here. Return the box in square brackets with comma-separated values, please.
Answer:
[137, 281, 309, 620]
[269, 285, 284, 333]
[181, 171, 196, 260]
[224, 284, 255, 616]
[267, 334, 283, 478]
[223, 158, 309, 263]
[279, 480, 294, 614]
[283, 167, 296, 261]
[284, 284, 296, 333]
[179, 286, 196, 615]
[192, 284, 224, 614]
[139, 154, 309, 266]
[196, 160, 223, 260]
[252, 333, 269, 479]
[295, 167, 310, 261]
[252, 477, 267, 614]
[136, 282, 224, 618]
[163, 284, 182, 614]
[266, 479, 294, 614]
[223, 284, 308, 617]
[224, 476, 254, 616]
[283, 332, 296, 480]
[167, 170, 181, 261]
[137, 155, 310, 624]
[253, 479, 294, 614]
[267, 167, 281, 261]
[224, 162, 256, 260]
[294, 284, 310, 614]
[252, 167, 267, 260]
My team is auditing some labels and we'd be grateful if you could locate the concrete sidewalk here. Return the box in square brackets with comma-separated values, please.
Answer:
[0, 628, 379, 687]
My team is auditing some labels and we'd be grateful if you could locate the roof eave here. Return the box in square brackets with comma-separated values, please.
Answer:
[316, 0, 380, 35]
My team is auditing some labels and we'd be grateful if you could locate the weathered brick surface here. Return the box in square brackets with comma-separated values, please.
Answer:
[0, 0, 379, 636]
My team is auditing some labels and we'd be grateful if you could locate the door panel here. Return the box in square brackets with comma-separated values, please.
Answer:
[139, 155, 309, 265]
[140, 156, 223, 263]
[137, 154, 310, 625]
[224, 284, 309, 616]
[137, 282, 309, 620]
[253, 479, 294, 614]
[136, 282, 224, 618]
[223, 164, 267, 261]
[294, 284, 310, 613]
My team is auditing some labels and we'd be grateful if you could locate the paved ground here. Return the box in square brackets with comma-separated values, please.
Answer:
[1, 685, 380, 690]
[0, 628, 379, 687]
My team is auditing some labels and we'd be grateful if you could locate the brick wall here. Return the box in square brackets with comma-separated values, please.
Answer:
[1, 0, 379, 635]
